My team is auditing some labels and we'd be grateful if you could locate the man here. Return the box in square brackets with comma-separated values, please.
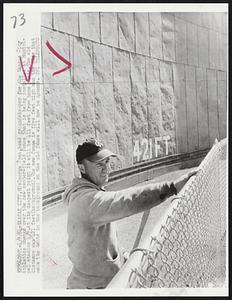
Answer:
[63, 138, 197, 289]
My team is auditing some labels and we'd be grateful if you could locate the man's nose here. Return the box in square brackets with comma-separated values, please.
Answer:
[106, 163, 111, 172]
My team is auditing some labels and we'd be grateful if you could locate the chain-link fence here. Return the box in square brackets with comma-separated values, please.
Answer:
[107, 138, 227, 288]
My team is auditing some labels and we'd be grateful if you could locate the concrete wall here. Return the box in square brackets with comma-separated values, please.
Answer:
[41, 12, 227, 193]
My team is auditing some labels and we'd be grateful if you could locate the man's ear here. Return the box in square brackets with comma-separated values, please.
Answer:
[78, 163, 86, 174]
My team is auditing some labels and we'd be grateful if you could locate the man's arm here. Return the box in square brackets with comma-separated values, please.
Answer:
[87, 182, 173, 226]
[88, 169, 197, 226]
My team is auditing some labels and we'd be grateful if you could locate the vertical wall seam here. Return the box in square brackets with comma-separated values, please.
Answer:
[217, 31, 220, 70]
[195, 66, 200, 150]
[40, 28, 44, 85]
[206, 69, 211, 148]
[99, 12, 102, 44]
[145, 56, 149, 146]
[219, 33, 222, 71]
[182, 67, 187, 154]
[68, 34, 73, 174]
[158, 60, 162, 138]
[226, 70, 228, 138]
[71, 36, 74, 84]
[78, 12, 80, 37]
[184, 65, 189, 153]
[148, 13, 151, 57]
[68, 35, 71, 84]
[161, 13, 164, 61]
[52, 12, 54, 30]
[92, 42, 97, 138]
[196, 25, 200, 67]
[134, 13, 136, 53]
[129, 52, 134, 163]
[157, 60, 161, 132]
[173, 77, 179, 154]
[173, 15, 178, 154]
[111, 46, 117, 155]
[69, 35, 76, 175]
[216, 70, 220, 140]
[184, 19, 188, 153]
[117, 13, 120, 49]
[207, 28, 210, 69]
[173, 13, 176, 63]
[174, 16, 178, 64]
[185, 19, 188, 65]
[79, 13, 82, 37]
[186, 22, 189, 65]
[206, 24, 211, 147]
[185, 21, 190, 152]
[209, 29, 212, 69]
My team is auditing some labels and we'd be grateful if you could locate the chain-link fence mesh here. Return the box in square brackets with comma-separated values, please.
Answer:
[107, 139, 227, 288]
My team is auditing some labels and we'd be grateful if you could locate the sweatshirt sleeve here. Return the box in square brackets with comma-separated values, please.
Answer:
[88, 181, 176, 226]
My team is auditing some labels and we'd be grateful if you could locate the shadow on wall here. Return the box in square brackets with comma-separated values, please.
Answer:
[41, 11, 227, 194]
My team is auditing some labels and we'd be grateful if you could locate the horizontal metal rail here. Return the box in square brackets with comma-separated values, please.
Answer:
[42, 149, 208, 209]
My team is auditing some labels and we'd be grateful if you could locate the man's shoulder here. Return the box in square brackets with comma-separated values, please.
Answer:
[63, 177, 100, 205]
[77, 177, 100, 191]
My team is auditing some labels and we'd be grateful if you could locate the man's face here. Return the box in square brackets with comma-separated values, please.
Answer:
[82, 157, 111, 187]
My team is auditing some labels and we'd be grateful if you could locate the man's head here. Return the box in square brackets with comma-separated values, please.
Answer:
[76, 138, 116, 187]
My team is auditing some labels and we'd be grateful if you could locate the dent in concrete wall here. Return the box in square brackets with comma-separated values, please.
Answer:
[41, 11, 227, 192]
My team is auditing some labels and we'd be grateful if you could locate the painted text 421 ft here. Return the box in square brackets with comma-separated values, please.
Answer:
[133, 136, 170, 163]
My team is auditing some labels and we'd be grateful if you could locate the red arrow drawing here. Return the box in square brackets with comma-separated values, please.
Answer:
[19, 54, 36, 82]
[46, 41, 72, 76]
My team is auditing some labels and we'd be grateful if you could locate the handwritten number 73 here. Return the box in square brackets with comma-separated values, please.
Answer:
[11, 13, 26, 29]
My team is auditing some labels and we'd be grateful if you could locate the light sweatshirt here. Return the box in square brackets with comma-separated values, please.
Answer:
[63, 177, 177, 289]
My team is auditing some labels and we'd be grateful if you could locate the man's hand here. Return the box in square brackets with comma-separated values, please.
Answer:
[174, 169, 198, 193]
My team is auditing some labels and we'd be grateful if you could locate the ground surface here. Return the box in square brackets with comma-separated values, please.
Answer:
[42, 167, 197, 289]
